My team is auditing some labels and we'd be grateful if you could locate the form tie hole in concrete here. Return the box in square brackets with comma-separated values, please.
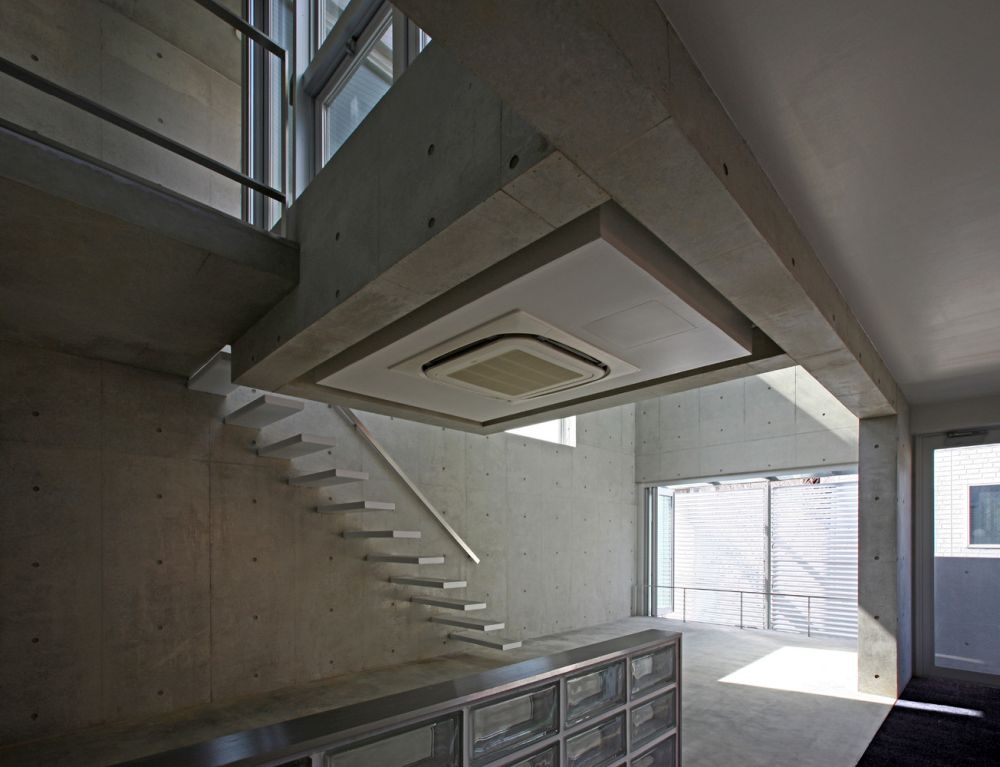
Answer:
[156, 427, 162, 433]
[874, 555, 880, 561]
[30, 54, 39, 62]
[158, 118, 164, 124]
[32, 410, 39, 417]
[723, 162, 729, 176]
[157, 559, 163, 565]
[875, 496, 880, 501]
[156, 52, 163, 59]
[31, 562, 39, 568]
[874, 444, 880, 449]
[874, 615, 879, 621]
[427, 216, 436, 228]
[253, 615, 258, 620]
[874, 674, 880, 679]
[335, 289, 341, 298]
[252, 557, 257, 562]
[791, 257, 796, 267]
[427, 143, 435, 155]
[33, 486, 39, 492]
[335, 231, 341, 240]
[509, 154, 520, 169]
[32, 637, 39, 644]
[157, 690, 164, 696]
[156, 493, 162, 499]
[31, 713, 38, 720]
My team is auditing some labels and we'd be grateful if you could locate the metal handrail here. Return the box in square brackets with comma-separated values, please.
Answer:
[334, 406, 481, 564]
[634, 583, 854, 637]
[0, 0, 288, 216]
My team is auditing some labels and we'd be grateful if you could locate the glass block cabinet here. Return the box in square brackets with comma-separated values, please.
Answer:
[115, 630, 681, 767]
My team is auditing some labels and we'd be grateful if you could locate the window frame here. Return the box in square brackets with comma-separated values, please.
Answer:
[505, 416, 577, 447]
[313, 2, 393, 170]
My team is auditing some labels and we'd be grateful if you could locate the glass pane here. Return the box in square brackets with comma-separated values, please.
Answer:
[630, 646, 676, 697]
[508, 745, 558, 767]
[630, 691, 676, 748]
[319, 0, 352, 46]
[933, 442, 1000, 677]
[565, 714, 626, 767]
[322, 19, 393, 163]
[471, 685, 558, 762]
[632, 736, 676, 767]
[565, 661, 625, 727]
[325, 715, 459, 767]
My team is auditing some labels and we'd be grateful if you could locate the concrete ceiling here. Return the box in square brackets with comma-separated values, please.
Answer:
[659, 0, 1000, 404]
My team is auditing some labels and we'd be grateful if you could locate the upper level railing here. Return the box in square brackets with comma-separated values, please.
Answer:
[0, 0, 288, 231]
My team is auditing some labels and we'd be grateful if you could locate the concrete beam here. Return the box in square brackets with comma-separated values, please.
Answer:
[392, 0, 901, 420]
[231, 44, 609, 391]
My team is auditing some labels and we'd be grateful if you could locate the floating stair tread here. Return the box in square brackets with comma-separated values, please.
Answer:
[289, 468, 368, 487]
[391, 576, 466, 589]
[450, 633, 522, 651]
[411, 596, 486, 611]
[431, 615, 505, 632]
[316, 500, 395, 513]
[188, 350, 237, 396]
[367, 554, 445, 564]
[343, 530, 420, 539]
[224, 393, 303, 428]
[258, 433, 335, 458]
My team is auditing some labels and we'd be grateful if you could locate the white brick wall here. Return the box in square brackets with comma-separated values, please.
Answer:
[933, 443, 1000, 557]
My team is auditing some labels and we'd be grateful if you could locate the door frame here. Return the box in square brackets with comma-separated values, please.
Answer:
[914, 427, 1000, 685]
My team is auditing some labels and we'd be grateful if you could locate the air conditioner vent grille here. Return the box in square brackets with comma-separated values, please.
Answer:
[422, 333, 609, 401]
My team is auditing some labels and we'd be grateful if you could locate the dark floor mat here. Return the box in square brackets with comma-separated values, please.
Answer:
[857, 676, 1000, 765]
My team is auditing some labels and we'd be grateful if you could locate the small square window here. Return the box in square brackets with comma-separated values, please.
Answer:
[506, 416, 576, 447]
[970, 485, 1000, 545]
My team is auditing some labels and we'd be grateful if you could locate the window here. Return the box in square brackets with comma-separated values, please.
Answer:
[318, 11, 393, 163]
[309, 1, 430, 172]
[970, 484, 1000, 545]
[507, 417, 576, 447]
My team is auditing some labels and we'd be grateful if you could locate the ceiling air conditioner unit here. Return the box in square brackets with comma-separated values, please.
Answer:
[422, 334, 609, 401]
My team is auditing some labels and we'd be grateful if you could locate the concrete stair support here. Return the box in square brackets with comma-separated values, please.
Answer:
[430, 615, 505, 632]
[343, 530, 420, 539]
[366, 554, 445, 564]
[289, 468, 368, 487]
[316, 500, 395, 513]
[187, 350, 238, 396]
[449, 633, 523, 651]
[257, 433, 336, 458]
[224, 393, 303, 428]
[391, 576, 466, 589]
[410, 596, 487, 611]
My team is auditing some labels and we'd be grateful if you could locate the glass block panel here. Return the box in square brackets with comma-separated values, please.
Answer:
[630, 691, 677, 748]
[322, 19, 393, 163]
[566, 660, 625, 726]
[508, 744, 558, 767]
[630, 645, 676, 697]
[631, 735, 676, 767]
[325, 715, 459, 767]
[565, 714, 626, 767]
[471, 684, 558, 762]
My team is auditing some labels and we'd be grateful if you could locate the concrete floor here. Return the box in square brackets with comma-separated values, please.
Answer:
[0, 617, 892, 766]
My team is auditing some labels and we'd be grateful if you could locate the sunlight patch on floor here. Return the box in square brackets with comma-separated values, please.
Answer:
[719, 646, 895, 704]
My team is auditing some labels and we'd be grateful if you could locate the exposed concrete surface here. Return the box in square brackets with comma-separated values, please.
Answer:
[858, 412, 913, 697]
[232, 43, 596, 391]
[391, 0, 900, 421]
[0, 0, 243, 214]
[0, 618, 890, 767]
[0, 124, 298, 377]
[0, 341, 635, 746]
[636, 366, 859, 483]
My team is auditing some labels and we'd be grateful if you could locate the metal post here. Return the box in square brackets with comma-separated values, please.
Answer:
[807, 596, 812, 637]
[739, 591, 744, 629]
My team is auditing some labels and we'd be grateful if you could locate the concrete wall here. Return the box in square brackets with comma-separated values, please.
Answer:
[0, 340, 635, 745]
[635, 366, 858, 484]
[0, 0, 242, 215]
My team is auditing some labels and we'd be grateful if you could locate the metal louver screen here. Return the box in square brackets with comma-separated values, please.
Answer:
[770, 478, 858, 638]
[666, 484, 768, 628]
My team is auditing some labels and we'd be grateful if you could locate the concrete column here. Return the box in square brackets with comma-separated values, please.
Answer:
[858, 410, 912, 696]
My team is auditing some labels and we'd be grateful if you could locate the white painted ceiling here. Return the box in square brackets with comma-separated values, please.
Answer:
[659, 0, 1000, 404]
